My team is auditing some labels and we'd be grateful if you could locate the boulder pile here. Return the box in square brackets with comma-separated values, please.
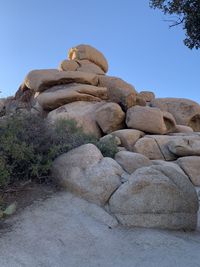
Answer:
[1, 44, 200, 230]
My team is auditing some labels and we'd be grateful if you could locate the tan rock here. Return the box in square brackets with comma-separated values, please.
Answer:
[138, 91, 155, 102]
[168, 136, 200, 156]
[135, 95, 146, 106]
[189, 114, 200, 131]
[133, 136, 164, 160]
[36, 83, 108, 110]
[24, 69, 98, 92]
[150, 98, 200, 131]
[126, 106, 176, 134]
[117, 146, 127, 152]
[174, 125, 194, 133]
[111, 129, 145, 151]
[76, 59, 105, 75]
[115, 151, 152, 174]
[98, 75, 137, 110]
[58, 59, 79, 71]
[47, 101, 105, 138]
[133, 135, 179, 160]
[109, 165, 199, 230]
[151, 160, 185, 175]
[51, 144, 123, 206]
[68, 44, 108, 73]
[95, 103, 125, 134]
[177, 156, 200, 186]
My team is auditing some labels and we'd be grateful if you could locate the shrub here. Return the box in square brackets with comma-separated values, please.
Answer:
[0, 114, 96, 187]
[0, 158, 10, 187]
[96, 136, 118, 158]
[0, 113, 118, 188]
[53, 118, 97, 153]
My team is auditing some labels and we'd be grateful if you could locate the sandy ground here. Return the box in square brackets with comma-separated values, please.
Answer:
[0, 189, 200, 267]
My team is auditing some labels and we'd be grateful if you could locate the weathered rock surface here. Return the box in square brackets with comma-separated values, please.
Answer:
[109, 165, 199, 230]
[36, 83, 108, 110]
[174, 125, 194, 133]
[126, 106, 176, 134]
[0, 191, 200, 267]
[115, 151, 152, 174]
[133, 135, 197, 160]
[111, 129, 145, 151]
[151, 98, 200, 131]
[60, 58, 106, 75]
[76, 59, 105, 75]
[95, 103, 125, 133]
[133, 136, 164, 160]
[168, 136, 200, 156]
[138, 91, 155, 102]
[58, 59, 79, 71]
[177, 156, 200, 186]
[24, 69, 98, 92]
[98, 75, 137, 110]
[47, 101, 104, 138]
[52, 144, 123, 205]
[135, 95, 146, 106]
[151, 160, 185, 175]
[68, 44, 108, 73]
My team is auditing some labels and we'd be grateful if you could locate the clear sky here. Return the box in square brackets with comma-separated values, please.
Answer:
[0, 0, 199, 102]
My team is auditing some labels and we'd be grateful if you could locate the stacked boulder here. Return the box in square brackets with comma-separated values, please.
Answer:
[2, 44, 200, 230]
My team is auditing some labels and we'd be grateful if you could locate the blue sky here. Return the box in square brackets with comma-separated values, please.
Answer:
[0, 0, 199, 102]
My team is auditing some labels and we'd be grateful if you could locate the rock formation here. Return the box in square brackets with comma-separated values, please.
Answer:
[1, 44, 200, 230]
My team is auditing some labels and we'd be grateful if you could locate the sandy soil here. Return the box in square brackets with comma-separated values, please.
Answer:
[0, 189, 200, 267]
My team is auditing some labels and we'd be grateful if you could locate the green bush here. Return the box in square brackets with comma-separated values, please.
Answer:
[0, 158, 10, 187]
[0, 114, 96, 187]
[96, 137, 118, 158]
[0, 114, 118, 188]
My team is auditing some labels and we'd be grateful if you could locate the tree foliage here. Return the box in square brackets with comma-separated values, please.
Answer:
[150, 0, 200, 49]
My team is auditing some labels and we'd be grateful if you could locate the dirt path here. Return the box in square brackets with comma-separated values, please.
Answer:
[0, 191, 200, 267]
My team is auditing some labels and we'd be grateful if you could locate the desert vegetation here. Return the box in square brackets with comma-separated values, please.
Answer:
[0, 114, 118, 189]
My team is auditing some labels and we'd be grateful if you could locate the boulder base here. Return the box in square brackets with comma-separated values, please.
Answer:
[109, 165, 199, 230]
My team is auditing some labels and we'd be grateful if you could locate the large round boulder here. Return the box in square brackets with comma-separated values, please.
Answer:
[109, 165, 199, 230]
[51, 144, 123, 206]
